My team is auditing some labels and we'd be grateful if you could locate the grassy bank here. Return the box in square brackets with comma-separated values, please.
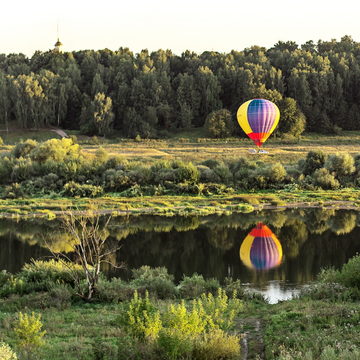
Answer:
[1, 189, 360, 219]
[0, 257, 360, 360]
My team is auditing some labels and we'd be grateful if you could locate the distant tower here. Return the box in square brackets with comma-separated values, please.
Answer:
[53, 23, 63, 53]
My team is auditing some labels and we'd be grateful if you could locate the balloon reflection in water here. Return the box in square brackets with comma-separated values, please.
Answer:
[240, 223, 283, 270]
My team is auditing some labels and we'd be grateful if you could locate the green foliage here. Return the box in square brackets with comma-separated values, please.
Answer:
[204, 109, 234, 138]
[302, 151, 326, 175]
[12, 139, 38, 158]
[0, 260, 85, 297]
[0, 342, 17, 360]
[178, 274, 219, 299]
[130, 266, 177, 299]
[193, 328, 240, 360]
[337, 255, 360, 288]
[325, 152, 355, 178]
[63, 181, 104, 197]
[29, 138, 81, 163]
[278, 97, 306, 137]
[126, 290, 162, 341]
[311, 168, 340, 189]
[157, 328, 194, 360]
[95, 278, 134, 303]
[14, 312, 46, 350]
[199, 288, 243, 330]
[21, 259, 84, 285]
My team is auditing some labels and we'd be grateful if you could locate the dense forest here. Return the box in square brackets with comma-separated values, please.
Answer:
[0, 36, 360, 137]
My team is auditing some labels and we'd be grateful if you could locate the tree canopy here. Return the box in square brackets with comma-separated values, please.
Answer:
[1, 36, 360, 136]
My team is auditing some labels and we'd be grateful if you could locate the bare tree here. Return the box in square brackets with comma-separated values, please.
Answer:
[48, 209, 121, 300]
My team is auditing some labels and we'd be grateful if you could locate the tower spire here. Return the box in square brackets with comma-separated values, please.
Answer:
[53, 22, 63, 53]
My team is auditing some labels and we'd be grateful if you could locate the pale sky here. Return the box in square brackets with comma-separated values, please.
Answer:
[1, 0, 359, 56]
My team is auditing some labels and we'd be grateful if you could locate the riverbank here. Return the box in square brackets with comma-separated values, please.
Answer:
[0, 260, 359, 360]
[1, 189, 360, 219]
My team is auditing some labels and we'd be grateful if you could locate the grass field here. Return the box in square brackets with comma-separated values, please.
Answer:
[2, 128, 360, 165]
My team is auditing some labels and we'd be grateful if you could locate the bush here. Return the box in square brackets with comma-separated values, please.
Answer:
[178, 274, 209, 299]
[12, 139, 38, 158]
[193, 329, 240, 360]
[0, 136, 3, 146]
[0, 342, 17, 360]
[91, 339, 118, 360]
[63, 181, 104, 197]
[302, 151, 326, 175]
[3, 183, 24, 199]
[325, 152, 355, 178]
[299, 282, 352, 302]
[262, 162, 287, 183]
[337, 254, 360, 288]
[311, 168, 340, 189]
[204, 109, 234, 138]
[14, 312, 46, 351]
[199, 288, 243, 330]
[96, 278, 135, 303]
[16, 259, 86, 294]
[47, 284, 73, 309]
[131, 266, 177, 299]
[29, 138, 81, 163]
[126, 291, 162, 341]
[157, 328, 193, 360]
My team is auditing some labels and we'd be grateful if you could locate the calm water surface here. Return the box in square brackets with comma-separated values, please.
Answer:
[1, 209, 359, 303]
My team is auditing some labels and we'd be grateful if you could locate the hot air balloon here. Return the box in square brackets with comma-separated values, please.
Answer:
[237, 99, 280, 148]
[240, 223, 282, 270]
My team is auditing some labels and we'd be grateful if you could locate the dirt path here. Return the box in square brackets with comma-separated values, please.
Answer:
[51, 128, 69, 138]
[237, 317, 266, 359]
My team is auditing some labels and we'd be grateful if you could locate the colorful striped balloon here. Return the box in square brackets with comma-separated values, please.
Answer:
[240, 223, 283, 270]
[237, 99, 280, 147]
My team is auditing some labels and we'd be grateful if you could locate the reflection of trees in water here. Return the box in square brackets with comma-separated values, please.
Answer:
[329, 212, 357, 235]
[1, 209, 360, 284]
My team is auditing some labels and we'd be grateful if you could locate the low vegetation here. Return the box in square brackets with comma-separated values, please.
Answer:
[1, 255, 360, 359]
[0, 138, 360, 203]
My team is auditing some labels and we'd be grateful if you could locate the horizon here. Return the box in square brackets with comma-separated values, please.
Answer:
[1, 0, 360, 56]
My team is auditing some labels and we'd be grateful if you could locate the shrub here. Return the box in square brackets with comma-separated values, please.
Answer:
[197, 165, 220, 183]
[337, 254, 360, 288]
[178, 274, 208, 299]
[163, 301, 207, 338]
[96, 278, 135, 303]
[29, 138, 81, 163]
[20, 259, 85, 289]
[299, 282, 352, 302]
[126, 291, 162, 341]
[63, 181, 104, 197]
[199, 288, 243, 330]
[174, 161, 199, 183]
[4, 183, 24, 199]
[157, 328, 193, 360]
[131, 266, 177, 299]
[311, 168, 340, 189]
[204, 109, 234, 138]
[12, 139, 38, 158]
[302, 151, 326, 175]
[14, 312, 46, 351]
[325, 152, 355, 178]
[193, 328, 240, 360]
[213, 164, 232, 184]
[47, 284, 73, 309]
[0, 342, 17, 360]
[0, 136, 3, 146]
[91, 339, 118, 360]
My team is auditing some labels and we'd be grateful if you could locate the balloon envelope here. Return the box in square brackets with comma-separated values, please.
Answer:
[237, 99, 280, 147]
[240, 223, 283, 270]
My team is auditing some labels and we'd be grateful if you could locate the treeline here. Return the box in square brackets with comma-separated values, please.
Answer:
[1, 138, 360, 198]
[1, 35, 360, 136]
